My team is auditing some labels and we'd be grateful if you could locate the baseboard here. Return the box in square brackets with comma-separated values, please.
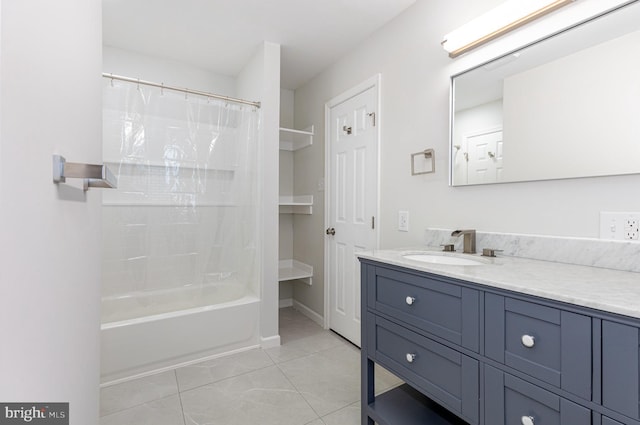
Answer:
[279, 298, 293, 308]
[292, 299, 325, 328]
[260, 334, 281, 349]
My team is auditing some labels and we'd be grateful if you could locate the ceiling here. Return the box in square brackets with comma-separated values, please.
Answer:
[102, 0, 416, 90]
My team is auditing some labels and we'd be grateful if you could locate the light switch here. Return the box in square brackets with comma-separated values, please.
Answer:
[398, 211, 409, 232]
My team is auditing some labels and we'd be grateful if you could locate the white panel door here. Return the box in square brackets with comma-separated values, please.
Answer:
[327, 85, 378, 347]
[466, 129, 503, 185]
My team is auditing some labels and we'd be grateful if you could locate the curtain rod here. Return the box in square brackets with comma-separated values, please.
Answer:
[102, 73, 261, 108]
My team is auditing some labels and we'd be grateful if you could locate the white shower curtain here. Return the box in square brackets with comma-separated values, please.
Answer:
[101, 78, 261, 323]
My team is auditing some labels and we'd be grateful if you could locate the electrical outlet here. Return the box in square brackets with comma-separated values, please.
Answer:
[600, 212, 640, 241]
[398, 211, 409, 232]
[625, 217, 640, 240]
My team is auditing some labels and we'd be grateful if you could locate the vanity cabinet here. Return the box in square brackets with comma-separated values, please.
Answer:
[368, 266, 479, 351]
[485, 293, 592, 400]
[368, 314, 479, 423]
[361, 259, 640, 425]
[602, 321, 640, 421]
[484, 365, 590, 425]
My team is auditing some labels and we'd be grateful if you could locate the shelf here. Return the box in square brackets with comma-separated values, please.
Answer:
[279, 195, 313, 214]
[367, 385, 467, 425]
[278, 259, 313, 285]
[104, 160, 236, 172]
[279, 125, 314, 151]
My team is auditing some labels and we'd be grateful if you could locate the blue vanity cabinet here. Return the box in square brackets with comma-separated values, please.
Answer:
[484, 364, 591, 425]
[361, 262, 480, 425]
[602, 320, 640, 421]
[367, 265, 480, 351]
[485, 293, 592, 400]
[360, 258, 640, 425]
[367, 314, 479, 423]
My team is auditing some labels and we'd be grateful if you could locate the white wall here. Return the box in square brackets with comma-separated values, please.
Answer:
[293, 0, 640, 317]
[502, 30, 640, 182]
[237, 42, 281, 347]
[103, 46, 236, 96]
[0, 1, 103, 423]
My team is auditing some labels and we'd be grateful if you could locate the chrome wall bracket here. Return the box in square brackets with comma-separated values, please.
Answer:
[52, 155, 117, 191]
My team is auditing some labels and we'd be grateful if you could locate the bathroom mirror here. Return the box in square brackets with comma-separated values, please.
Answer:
[450, 2, 640, 186]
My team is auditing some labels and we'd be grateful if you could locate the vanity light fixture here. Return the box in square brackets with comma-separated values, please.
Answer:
[442, 0, 575, 58]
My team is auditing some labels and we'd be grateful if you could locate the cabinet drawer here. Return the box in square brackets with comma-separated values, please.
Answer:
[367, 266, 479, 351]
[485, 294, 592, 399]
[485, 365, 591, 425]
[368, 313, 479, 424]
[602, 321, 640, 420]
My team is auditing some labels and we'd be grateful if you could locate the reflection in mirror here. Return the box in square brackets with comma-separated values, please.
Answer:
[450, 2, 640, 186]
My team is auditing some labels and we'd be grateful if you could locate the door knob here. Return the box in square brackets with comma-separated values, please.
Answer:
[326, 227, 336, 236]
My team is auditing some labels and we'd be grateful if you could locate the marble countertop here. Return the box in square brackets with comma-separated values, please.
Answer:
[358, 248, 640, 319]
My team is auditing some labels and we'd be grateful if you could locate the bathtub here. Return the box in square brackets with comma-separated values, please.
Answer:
[100, 282, 260, 384]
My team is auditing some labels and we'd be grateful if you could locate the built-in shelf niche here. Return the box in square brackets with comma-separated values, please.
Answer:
[279, 195, 313, 214]
[278, 259, 313, 285]
[278, 120, 314, 290]
[279, 125, 314, 151]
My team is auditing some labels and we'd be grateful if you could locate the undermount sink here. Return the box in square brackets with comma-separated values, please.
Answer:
[402, 252, 487, 266]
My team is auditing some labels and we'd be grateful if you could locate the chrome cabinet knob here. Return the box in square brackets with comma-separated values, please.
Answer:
[406, 353, 416, 363]
[521, 415, 535, 425]
[405, 296, 416, 306]
[521, 334, 535, 348]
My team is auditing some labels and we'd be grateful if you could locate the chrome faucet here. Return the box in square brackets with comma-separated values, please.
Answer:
[451, 229, 476, 254]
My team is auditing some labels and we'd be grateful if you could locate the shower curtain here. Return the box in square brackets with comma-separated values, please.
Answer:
[101, 78, 261, 323]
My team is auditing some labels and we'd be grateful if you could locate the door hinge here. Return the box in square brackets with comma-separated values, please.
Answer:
[368, 112, 376, 127]
[371, 216, 375, 229]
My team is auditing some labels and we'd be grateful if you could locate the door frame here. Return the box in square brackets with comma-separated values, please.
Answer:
[323, 74, 381, 329]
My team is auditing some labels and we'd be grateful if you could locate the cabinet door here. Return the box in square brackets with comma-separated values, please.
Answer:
[485, 293, 592, 399]
[369, 314, 479, 424]
[485, 365, 591, 425]
[368, 266, 480, 351]
[602, 320, 640, 420]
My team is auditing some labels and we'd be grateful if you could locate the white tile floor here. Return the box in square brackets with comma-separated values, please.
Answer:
[100, 307, 402, 425]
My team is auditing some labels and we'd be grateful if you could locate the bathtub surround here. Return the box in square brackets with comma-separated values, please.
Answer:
[101, 296, 261, 383]
[424, 228, 640, 273]
[101, 78, 260, 323]
[100, 42, 284, 382]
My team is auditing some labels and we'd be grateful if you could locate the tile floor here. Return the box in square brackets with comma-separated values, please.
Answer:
[100, 307, 402, 425]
